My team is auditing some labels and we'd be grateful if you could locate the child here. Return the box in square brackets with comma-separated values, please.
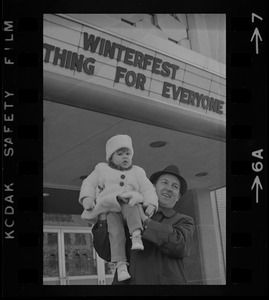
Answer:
[78, 134, 158, 281]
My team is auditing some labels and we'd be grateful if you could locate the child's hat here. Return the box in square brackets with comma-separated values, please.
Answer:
[106, 134, 134, 161]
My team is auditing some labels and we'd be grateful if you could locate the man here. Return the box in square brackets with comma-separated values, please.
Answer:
[92, 165, 195, 285]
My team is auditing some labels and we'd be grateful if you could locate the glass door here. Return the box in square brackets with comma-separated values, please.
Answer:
[104, 260, 116, 285]
[43, 229, 62, 285]
[62, 230, 99, 285]
[43, 227, 115, 285]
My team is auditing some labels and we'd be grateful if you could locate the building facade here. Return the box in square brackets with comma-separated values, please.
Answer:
[43, 14, 226, 285]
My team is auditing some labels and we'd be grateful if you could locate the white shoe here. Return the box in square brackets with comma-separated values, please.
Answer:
[117, 262, 131, 281]
[131, 234, 144, 251]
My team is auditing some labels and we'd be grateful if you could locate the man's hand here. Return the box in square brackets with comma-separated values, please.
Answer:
[144, 204, 155, 218]
[99, 213, 107, 220]
[82, 197, 95, 210]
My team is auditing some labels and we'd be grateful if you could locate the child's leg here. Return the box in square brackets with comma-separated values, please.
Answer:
[107, 212, 131, 281]
[121, 203, 143, 235]
[121, 204, 144, 250]
[106, 212, 127, 263]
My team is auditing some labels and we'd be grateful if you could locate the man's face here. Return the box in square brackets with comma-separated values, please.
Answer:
[155, 174, 181, 208]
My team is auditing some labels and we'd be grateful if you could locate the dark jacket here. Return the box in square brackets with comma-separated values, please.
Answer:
[92, 207, 195, 285]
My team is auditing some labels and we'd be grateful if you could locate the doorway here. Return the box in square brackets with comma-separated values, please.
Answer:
[43, 227, 115, 285]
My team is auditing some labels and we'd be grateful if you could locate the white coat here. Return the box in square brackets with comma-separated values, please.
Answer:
[79, 162, 158, 222]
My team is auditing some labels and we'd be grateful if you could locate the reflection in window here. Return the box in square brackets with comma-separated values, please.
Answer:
[64, 233, 97, 276]
[43, 232, 59, 277]
[75, 234, 81, 245]
[65, 234, 71, 245]
[49, 254, 57, 269]
[74, 253, 81, 270]
[65, 254, 69, 272]
[74, 233, 87, 245]
[105, 261, 116, 276]
[81, 253, 88, 271]
[48, 233, 57, 246]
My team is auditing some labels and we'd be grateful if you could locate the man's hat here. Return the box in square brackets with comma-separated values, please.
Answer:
[149, 165, 188, 195]
[106, 134, 134, 161]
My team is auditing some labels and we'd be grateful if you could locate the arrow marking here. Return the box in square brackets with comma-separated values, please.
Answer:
[250, 28, 262, 54]
[251, 175, 263, 203]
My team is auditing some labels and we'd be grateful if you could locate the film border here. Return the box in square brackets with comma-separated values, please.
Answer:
[2, 0, 267, 296]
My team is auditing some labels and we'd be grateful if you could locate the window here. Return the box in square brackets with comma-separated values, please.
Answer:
[43, 232, 59, 278]
[211, 187, 226, 267]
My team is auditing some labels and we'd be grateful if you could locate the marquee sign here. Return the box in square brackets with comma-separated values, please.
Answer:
[43, 29, 225, 115]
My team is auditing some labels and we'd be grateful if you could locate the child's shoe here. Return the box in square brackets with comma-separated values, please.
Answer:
[117, 262, 131, 281]
[131, 234, 144, 251]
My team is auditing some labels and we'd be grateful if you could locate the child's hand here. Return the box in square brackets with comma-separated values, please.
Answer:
[144, 204, 155, 218]
[82, 197, 95, 210]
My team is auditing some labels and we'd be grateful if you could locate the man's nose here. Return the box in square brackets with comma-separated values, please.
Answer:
[165, 185, 173, 192]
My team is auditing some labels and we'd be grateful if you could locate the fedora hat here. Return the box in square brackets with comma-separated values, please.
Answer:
[149, 165, 188, 195]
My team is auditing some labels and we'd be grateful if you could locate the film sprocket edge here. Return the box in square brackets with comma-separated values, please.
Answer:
[2, 0, 267, 296]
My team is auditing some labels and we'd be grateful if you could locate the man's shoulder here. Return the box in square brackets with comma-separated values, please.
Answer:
[173, 210, 195, 225]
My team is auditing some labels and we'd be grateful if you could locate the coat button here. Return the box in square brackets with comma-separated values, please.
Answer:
[121, 174, 125, 179]
[119, 182, 124, 186]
